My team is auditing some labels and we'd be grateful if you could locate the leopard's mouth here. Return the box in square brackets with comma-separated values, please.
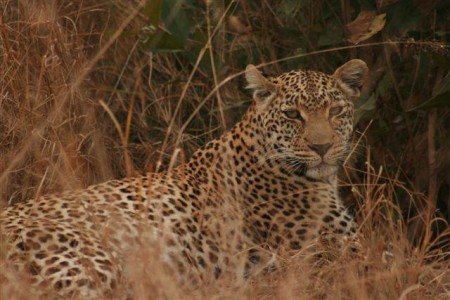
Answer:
[305, 163, 337, 179]
[283, 156, 339, 179]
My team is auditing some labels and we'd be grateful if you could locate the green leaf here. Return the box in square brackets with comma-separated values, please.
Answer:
[143, 0, 163, 26]
[377, 73, 392, 98]
[317, 32, 343, 47]
[433, 70, 450, 96]
[161, 0, 194, 43]
[278, 0, 308, 18]
[354, 94, 376, 124]
[142, 0, 195, 53]
[410, 71, 450, 110]
[143, 30, 185, 53]
[411, 91, 450, 110]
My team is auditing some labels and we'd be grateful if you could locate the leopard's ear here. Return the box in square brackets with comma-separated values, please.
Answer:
[245, 64, 277, 105]
[333, 59, 368, 99]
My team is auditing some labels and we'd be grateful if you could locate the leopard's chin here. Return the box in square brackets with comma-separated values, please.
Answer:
[306, 164, 337, 180]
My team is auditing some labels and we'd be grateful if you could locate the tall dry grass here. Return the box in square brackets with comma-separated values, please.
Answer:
[0, 0, 448, 299]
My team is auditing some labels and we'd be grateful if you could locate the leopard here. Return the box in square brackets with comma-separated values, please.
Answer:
[0, 59, 369, 298]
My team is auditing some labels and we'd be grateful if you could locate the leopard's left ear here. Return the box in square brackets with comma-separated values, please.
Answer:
[245, 64, 277, 106]
[333, 59, 369, 99]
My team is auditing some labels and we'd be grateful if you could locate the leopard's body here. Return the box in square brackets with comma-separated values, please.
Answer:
[0, 60, 368, 297]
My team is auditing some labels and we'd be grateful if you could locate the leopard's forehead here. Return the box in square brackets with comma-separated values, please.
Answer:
[272, 70, 344, 111]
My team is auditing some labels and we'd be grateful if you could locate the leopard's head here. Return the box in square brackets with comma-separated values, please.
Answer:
[245, 59, 368, 180]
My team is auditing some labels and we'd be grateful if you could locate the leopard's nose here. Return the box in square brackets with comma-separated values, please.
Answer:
[308, 143, 333, 157]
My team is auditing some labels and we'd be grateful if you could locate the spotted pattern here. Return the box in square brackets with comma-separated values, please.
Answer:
[0, 60, 368, 297]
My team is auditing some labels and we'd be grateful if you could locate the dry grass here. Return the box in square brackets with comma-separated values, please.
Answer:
[0, 1, 449, 299]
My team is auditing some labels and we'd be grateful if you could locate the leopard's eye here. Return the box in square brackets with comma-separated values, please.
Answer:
[283, 110, 303, 121]
[329, 106, 344, 117]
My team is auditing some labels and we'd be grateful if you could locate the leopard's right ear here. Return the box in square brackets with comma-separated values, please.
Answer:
[245, 64, 277, 106]
[333, 59, 369, 100]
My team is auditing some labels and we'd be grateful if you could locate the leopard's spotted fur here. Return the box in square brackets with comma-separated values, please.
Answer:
[0, 59, 369, 297]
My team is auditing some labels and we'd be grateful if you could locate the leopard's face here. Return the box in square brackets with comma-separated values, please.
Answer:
[245, 60, 368, 179]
